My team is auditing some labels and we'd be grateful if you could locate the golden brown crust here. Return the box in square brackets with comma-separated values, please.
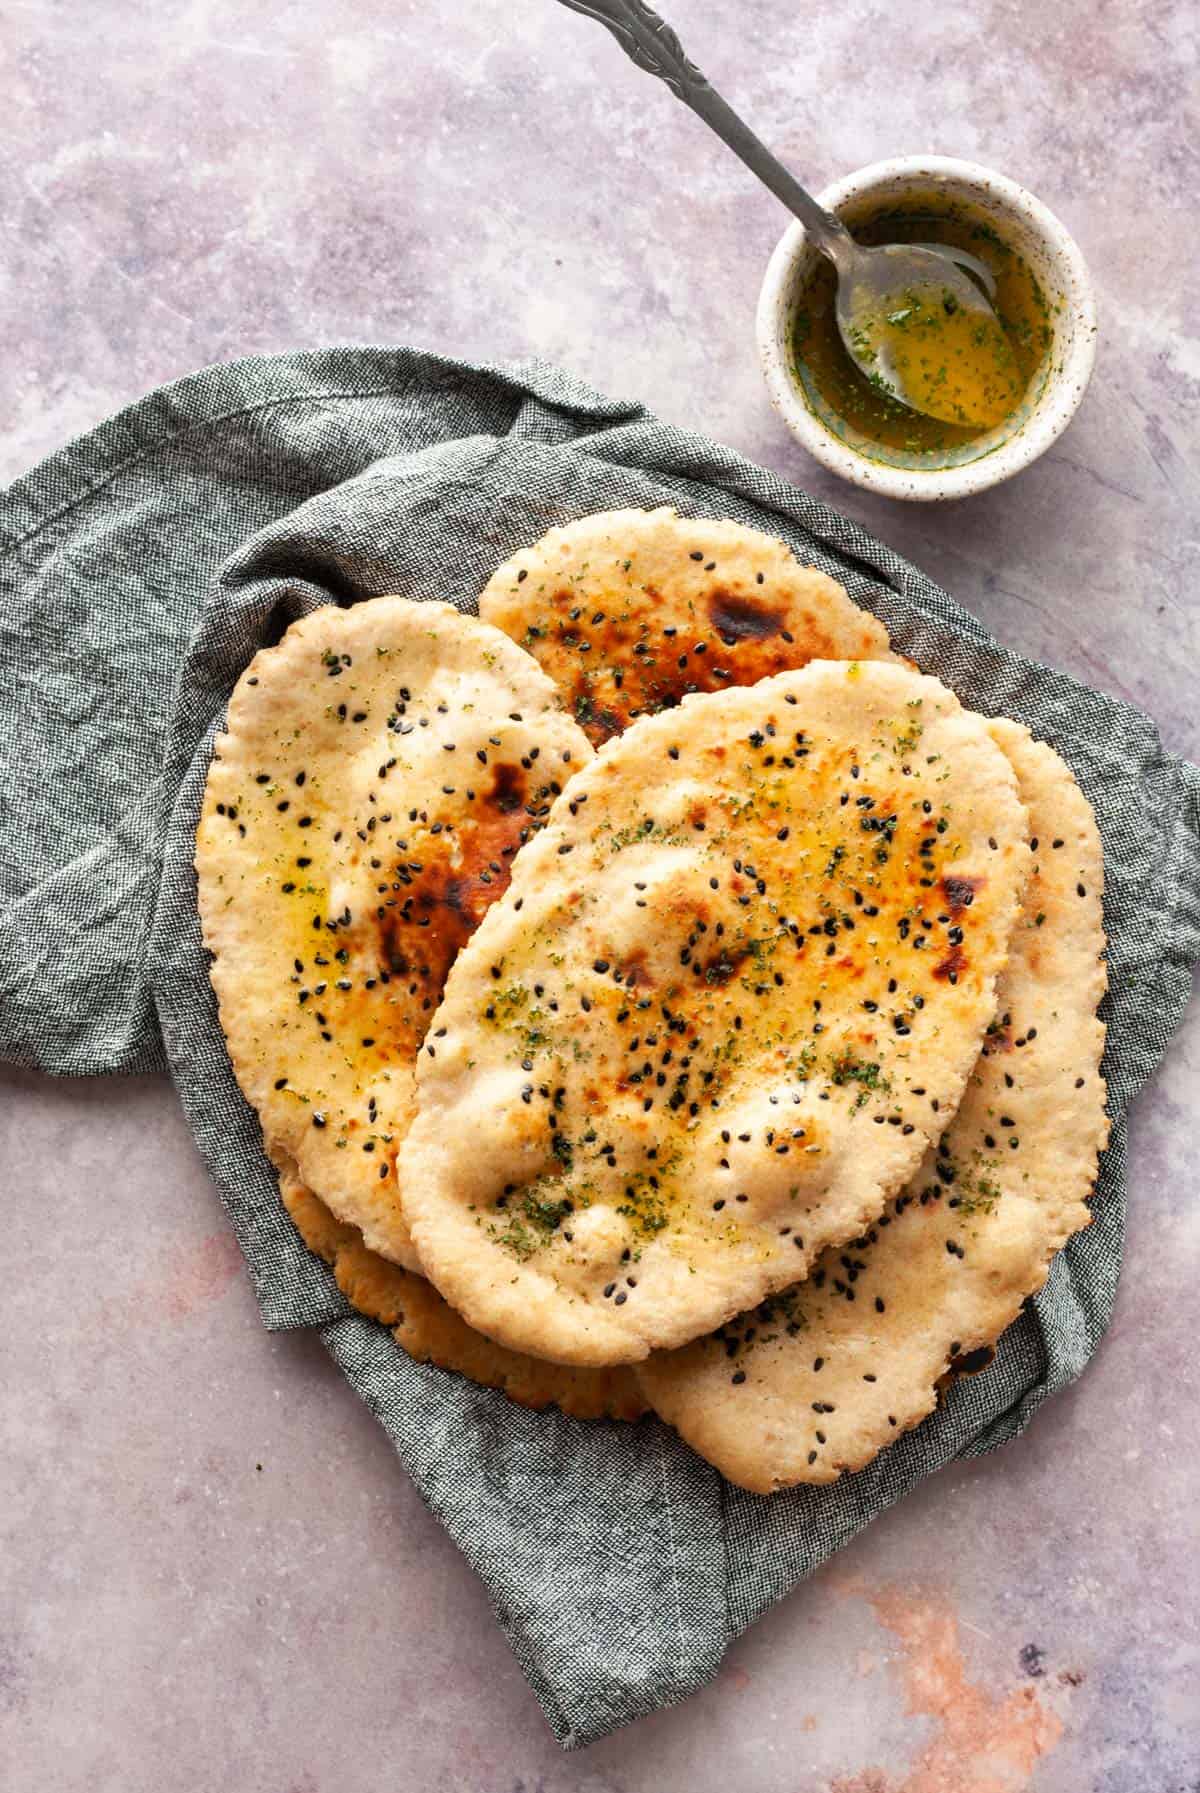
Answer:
[195, 597, 593, 1269]
[636, 722, 1108, 1491]
[400, 661, 1030, 1367]
[479, 507, 898, 744]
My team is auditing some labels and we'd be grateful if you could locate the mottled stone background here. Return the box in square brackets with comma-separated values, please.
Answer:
[2, 2, 1197, 1789]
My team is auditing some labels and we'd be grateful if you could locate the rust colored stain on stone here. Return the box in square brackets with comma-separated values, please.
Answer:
[830, 1580, 1066, 1793]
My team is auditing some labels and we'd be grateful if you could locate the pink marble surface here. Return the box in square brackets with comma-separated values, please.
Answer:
[2, 1, 1197, 1788]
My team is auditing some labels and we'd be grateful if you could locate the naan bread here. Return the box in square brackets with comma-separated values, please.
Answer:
[399, 661, 1030, 1366]
[637, 722, 1107, 1490]
[195, 598, 592, 1268]
[478, 507, 897, 745]
[273, 1151, 646, 1421]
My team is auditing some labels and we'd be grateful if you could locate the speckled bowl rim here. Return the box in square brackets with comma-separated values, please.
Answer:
[756, 156, 1098, 502]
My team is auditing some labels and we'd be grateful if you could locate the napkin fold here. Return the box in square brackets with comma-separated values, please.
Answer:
[3, 347, 1197, 1747]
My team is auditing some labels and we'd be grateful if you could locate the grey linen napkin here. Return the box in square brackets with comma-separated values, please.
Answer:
[2, 347, 1198, 1748]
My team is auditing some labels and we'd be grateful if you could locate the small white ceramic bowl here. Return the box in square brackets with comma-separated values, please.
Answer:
[756, 156, 1097, 502]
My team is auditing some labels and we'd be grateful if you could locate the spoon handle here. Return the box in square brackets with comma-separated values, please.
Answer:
[555, 0, 851, 259]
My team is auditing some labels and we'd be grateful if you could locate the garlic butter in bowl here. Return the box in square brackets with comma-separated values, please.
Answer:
[757, 156, 1097, 501]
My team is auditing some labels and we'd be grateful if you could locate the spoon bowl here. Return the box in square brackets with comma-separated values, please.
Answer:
[834, 241, 1019, 428]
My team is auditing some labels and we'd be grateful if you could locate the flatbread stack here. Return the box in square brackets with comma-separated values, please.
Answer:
[197, 508, 1107, 1491]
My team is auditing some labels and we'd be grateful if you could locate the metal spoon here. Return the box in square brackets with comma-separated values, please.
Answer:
[556, 0, 1014, 429]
